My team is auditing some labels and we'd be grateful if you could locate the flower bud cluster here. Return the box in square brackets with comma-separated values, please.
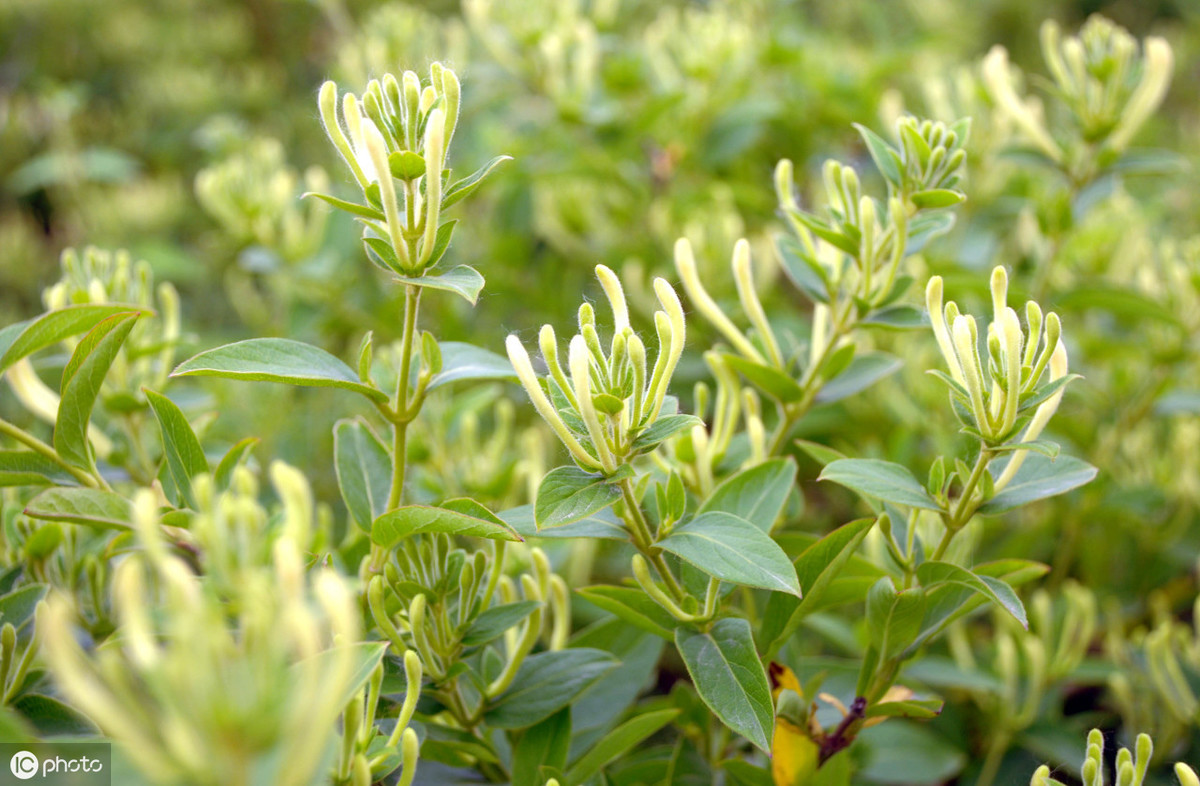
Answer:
[926, 267, 1071, 483]
[317, 64, 461, 275]
[38, 484, 362, 786]
[983, 16, 1173, 162]
[368, 536, 568, 703]
[507, 265, 687, 475]
[775, 116, 967, 311]
[195, 137, 329, 263]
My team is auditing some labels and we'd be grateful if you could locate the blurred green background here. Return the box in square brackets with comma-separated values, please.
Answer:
[5, 0, 1200, 779]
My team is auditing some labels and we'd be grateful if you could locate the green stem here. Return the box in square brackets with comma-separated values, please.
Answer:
[0, 418, 102, 489]
[619, 478, 686, 602]
[932, 447, 993, 562]
[387, 285, 422, 511]
[975, 729, 1012, 786]
[766, 307, 854, 456]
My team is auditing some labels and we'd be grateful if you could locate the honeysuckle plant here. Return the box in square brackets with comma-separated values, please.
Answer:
[2, 10, 1199, 786]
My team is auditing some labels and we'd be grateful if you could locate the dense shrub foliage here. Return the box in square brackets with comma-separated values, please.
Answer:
[1, 1, 1200, 784]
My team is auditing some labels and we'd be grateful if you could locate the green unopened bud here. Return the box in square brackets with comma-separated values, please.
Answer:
[271, 461, 313, 548]
[674, 238, 763, 364]
[927, 276, 963, 384]
[1176, 764, 1200, 786]
[775, 159, 798, 212]
[319, 81, 367, 187]
[506, 334, 599, 471]
[549, 575, 569, 651]
[397, 649, 422, 730]
[595, 264, 630, 333]
[982, 46, 1062, 163]
[990, 266, 1009, 324]
[420, 108, 445, 266]
[419, 85, 437, 114]
[731, 239, 781, 367]
[1023, 302, 1043, 368]
[402, 72, 421, 149]
[1109, 38, 1172, 152]
[436, 64, 460, 151]
[1134, 734, 1152, 786]
[398, 727, 420, 786]
[577, 301, 596, 331]
[570, 334, 615, 473]
[0, 623, 15, 689]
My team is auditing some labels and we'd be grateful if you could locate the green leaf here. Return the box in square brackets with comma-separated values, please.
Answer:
[915, 561, 1027, 628]
[816, 352, 902, 404]
[862, 305, 927, 330]
[389, 150, 427, 180]
[980, 453, 1097, 513]
[425, 219, 459, 267]
[793, 439, 847, 467]
[910, 188, 965, 209]
[1103, 148, 1188, 176]
[333, 419, 392, 533]
[363, 234, 403, 274]
[213, 437, 258, 490]
[0, 304, 142, 371]
[23, 487, 133, 530]
[0, 451, 76, 487]
[721, 760, 776, 786]
[676, 618, 774, 752]
[54, 312, 140, 469]
[441, 155, 512, 209]
[392, 264, 485, 305]
[820, 459, 942, 511]
[302, 192, 384, 221]
[12, 694, 97, 737]
[857, 720, 965, 785]
[775, 236, 830, 304]
[372, 502, 523, 547]
[658, 512, 800, 596]
[866, 577, 926, 659]
[722, 354, 805, 403]
[794, 212, 860, 256]
[535, 467, 623, 529]
[759, 517, 876, 657]
[512, 707, 571, 786]
[854, 123, 904, 186]
[575, 585, 677, 640]
[564, 708, 680, 785]
[631, 414, 703, 452]
[484, 649, 618, 728]
[172, 338, 388, 403]
[907, 559, 1047, 652]
[568, 620, 666, 756]
[905, 212, 956, 254]
[293, 641, 387, 711]
[429, 341, 516, 390]
[144, 389, 208, 509]
[697, 458, 796, 532]
[0, 584, 48, 629]
[500, 504, 628, 541]
[461, 601, 542, 647]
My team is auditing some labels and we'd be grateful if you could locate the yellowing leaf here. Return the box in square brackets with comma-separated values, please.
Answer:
[771, 716, 818, 786]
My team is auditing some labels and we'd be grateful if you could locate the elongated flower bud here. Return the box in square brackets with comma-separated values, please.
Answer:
[506, 335, 600, 471]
